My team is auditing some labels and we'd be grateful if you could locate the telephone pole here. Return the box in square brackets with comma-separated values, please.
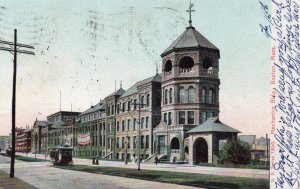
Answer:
[0, 29, 35, 178]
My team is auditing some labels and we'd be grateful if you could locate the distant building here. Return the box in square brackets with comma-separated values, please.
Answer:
[31, 119, 47, 153]
[47, 111, 81, 149]
[238, 135, 269, 161]
[15, 126, 31, 153]
[0, 136, 10, 151]
[73, 101, 106, 157]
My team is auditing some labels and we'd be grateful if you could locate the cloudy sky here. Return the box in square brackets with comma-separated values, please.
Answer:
[0, 0, 270, 137]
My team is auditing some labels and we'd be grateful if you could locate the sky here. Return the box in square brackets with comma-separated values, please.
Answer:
[0, 0, 270, 137]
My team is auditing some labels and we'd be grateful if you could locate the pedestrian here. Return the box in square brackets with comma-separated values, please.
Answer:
[155, 156, 158, 165]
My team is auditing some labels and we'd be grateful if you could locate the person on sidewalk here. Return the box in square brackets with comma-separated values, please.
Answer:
[154, 156, 158, 165]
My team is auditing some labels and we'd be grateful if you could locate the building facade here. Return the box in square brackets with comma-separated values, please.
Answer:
[28, 9, 241, 165]
[31, 120, 47, 153]
[73, 101, 106, 158]
[115, 75, 161, 161]
[47, 111, 80, 149]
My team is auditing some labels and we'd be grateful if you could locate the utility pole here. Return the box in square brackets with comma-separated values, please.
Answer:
[0, 29, 35, 178]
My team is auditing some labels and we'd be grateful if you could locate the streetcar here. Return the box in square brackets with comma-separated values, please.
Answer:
[49, 145, 73, 166]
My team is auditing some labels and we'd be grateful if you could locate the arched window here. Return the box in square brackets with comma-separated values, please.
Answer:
[164, 60, 172, 72]
[179, 87, 185, 103]
[164, 89, 168, 104]
[141, 95, 144, 107]
[179, 56, 194, 69]
[188, 86, 195, 103]
[203, 58, 213, 69]
[133, 99, 137, 110]
[208, 88, 214, 104]
[169, 88, 173, 104]
[146, 94, 150, 107]
[201, 88, 206, 103]
[127, 101, 131, 111]
[170, 137, 180, 149]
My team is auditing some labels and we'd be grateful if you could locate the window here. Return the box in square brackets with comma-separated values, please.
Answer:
[164, 60, 172, 72]
[111, 104, 114, 115]
[117, 104, 120, 114]
[179, 111, 185, 124]
[164, 89, 168, 104]
[179, 87, 185, 103]
[133, 118, 137, 130]
[141, 117, 144, 129]
[116, 137, 119, 148]
[108, 138, 111, 149]
[141, 96, 145, 108]
[122, 120, 125, 131]
[133, 136, 137, 148]
[188, 111, 194, 124]
[122, 103, 125, 112]
[145, 117, 149, 129]
[127, 119, 131, 131]
[201, 112, 207, 123]
[208, 89, 214, 104]
[122, 137, 125, 148]
[169, 88, 173, 104]
[168, 112, 172, 125]
[141, 135, 145, 148]
[117, 121, 120, 132]
[146, 94, 150, 107]
[146, 135, 149, 149]
[188, 87, 195, 103]
[201, 88, 206, 103]
[134, 99, 137, 110]
[179, 56, 194, 69]
[163, 113, 167, 124]
[127, 137, 131, 149]
[127, 101, 131, 111]
[203, 58, 213, 69]
[107, 105, 110, 116]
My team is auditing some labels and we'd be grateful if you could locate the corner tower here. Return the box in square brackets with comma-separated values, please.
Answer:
[160, 4, 220, 128]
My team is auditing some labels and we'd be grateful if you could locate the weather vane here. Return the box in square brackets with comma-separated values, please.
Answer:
[186, 0, 195, 26]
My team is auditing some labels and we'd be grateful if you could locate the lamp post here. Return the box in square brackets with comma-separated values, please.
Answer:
[125, 134, 129, 164]
[35, 133, 37, 159]
[126, 99, 146, 171]
[134, 102, 145, 171]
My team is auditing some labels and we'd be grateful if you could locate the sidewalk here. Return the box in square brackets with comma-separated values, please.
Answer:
[17, 152, 269, 179]
[0, 170, 37, 189]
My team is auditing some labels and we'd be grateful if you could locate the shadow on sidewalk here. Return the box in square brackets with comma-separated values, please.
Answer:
[0, 170, 38, 189]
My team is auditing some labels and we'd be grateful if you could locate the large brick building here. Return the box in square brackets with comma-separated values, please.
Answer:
[29, 7, 240, 165]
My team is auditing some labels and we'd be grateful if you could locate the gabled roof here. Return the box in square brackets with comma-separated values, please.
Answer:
[187, 117, 240, 134]
[34, 120, 47, 127]
[161, 26, 219, 57]
[79, 101, 106, 116]
[120, 74, 161, 98]
[106, 88, 126, 99]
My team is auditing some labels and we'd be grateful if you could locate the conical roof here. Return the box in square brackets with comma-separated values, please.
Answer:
[161, 26, 219, 57]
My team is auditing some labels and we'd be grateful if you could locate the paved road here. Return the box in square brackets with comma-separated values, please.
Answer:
[17, 152, 268, 179]
[0, 155, 197, 189]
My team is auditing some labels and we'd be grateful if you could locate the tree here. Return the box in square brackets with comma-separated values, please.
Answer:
[219, 138, 251, 164]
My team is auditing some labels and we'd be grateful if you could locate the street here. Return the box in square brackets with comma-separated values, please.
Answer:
[0, 155, 196, 189]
